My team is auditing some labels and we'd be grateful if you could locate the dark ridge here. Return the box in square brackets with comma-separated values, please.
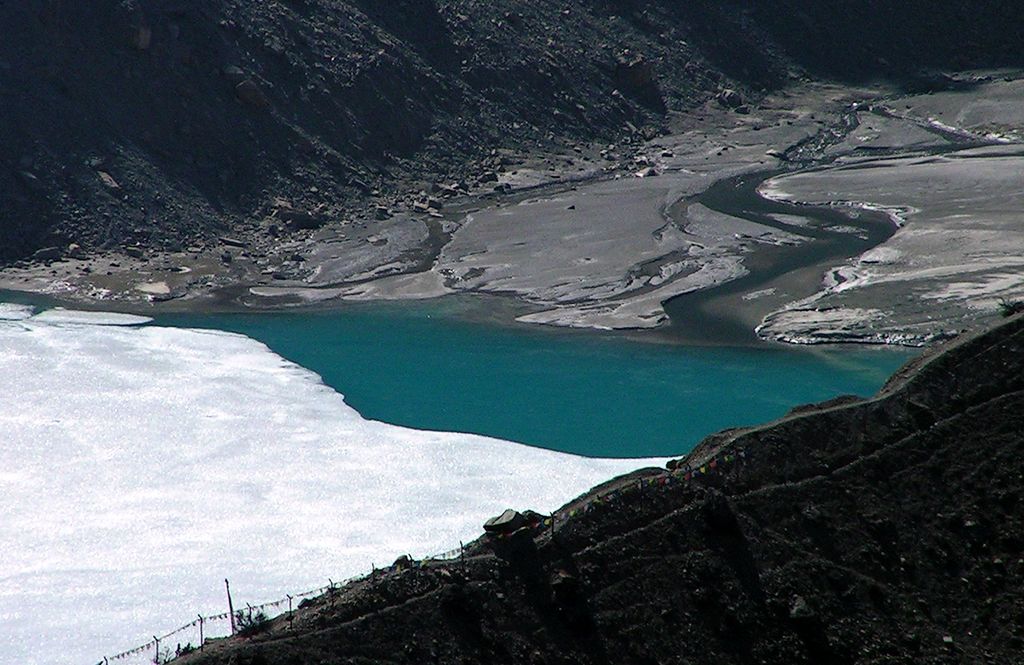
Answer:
[175, 315, 1024, 664]
[3, 1, 1023, 261]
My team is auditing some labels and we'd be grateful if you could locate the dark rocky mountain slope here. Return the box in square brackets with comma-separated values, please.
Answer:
[3, 1, 1023, 262]
[175, 316, 1024, 664]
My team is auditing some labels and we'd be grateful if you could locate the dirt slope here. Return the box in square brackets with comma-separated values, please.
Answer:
[3, 1, 1023, 262]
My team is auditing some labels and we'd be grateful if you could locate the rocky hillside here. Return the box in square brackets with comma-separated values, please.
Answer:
[3, 1, 1023, 262]
[174, 314, 1024, 664]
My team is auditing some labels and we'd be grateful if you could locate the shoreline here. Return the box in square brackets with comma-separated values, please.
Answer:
[0, 84, 862, 346]
[5, 77, 1023, 348]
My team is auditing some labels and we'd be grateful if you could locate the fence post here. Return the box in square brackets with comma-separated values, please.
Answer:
[198, 615, 204, 651]
[153, 636, 160, 664]
[460, 540, 466, 572]
[225, 579, 236, 635]
[287, 594, 293, 628]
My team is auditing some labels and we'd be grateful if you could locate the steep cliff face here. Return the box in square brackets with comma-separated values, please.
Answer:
[3, 1, 1023, 262]
[174, 316, 1024, 664]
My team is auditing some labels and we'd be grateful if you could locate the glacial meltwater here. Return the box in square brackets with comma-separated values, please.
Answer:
[1, 297, 916, 665]
[156, 299, 914, 458]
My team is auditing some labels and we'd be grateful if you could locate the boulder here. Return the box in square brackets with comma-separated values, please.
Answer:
[32, 246, 61, 262]
[278, 208, 325, 230]
[716, 88, 744, 109]
[17, 170, 43, 192]
[235, 79, 270, 108]
[484, 509, 528, 536]
[550, 570, 581, 605]
[615, 56, 656, 90]
[222, 65, 248, 86]
[789, 595, 816, 620]
[613, 55, 664, 110]
[96, 171, 121, 190]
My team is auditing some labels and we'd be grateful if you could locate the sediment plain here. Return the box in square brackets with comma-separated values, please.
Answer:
[760, 141, 1024, 344]
[8, 77, 1024, 346]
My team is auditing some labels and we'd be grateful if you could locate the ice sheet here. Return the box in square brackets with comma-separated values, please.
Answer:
[0, 312, 657, 665]
[0, 303, 34, 320]
[28, 308, 153, 326]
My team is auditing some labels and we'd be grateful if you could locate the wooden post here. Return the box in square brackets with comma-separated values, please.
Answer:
[287, 594, 293, 628]
[153, 636, 160, 664]
[225, 579, 236, 635]
[460, 540, 466, 572]
[198, 615, 204, 651]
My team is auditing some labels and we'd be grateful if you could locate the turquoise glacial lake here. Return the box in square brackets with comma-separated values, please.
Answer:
[156, 300, 915, 458]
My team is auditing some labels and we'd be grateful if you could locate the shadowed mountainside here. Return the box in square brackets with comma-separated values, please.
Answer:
[3, 0, 1023, 261]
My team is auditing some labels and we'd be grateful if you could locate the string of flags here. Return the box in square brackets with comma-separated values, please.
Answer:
[101, 445, 752, 664]
[563, 449, 745, 519]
